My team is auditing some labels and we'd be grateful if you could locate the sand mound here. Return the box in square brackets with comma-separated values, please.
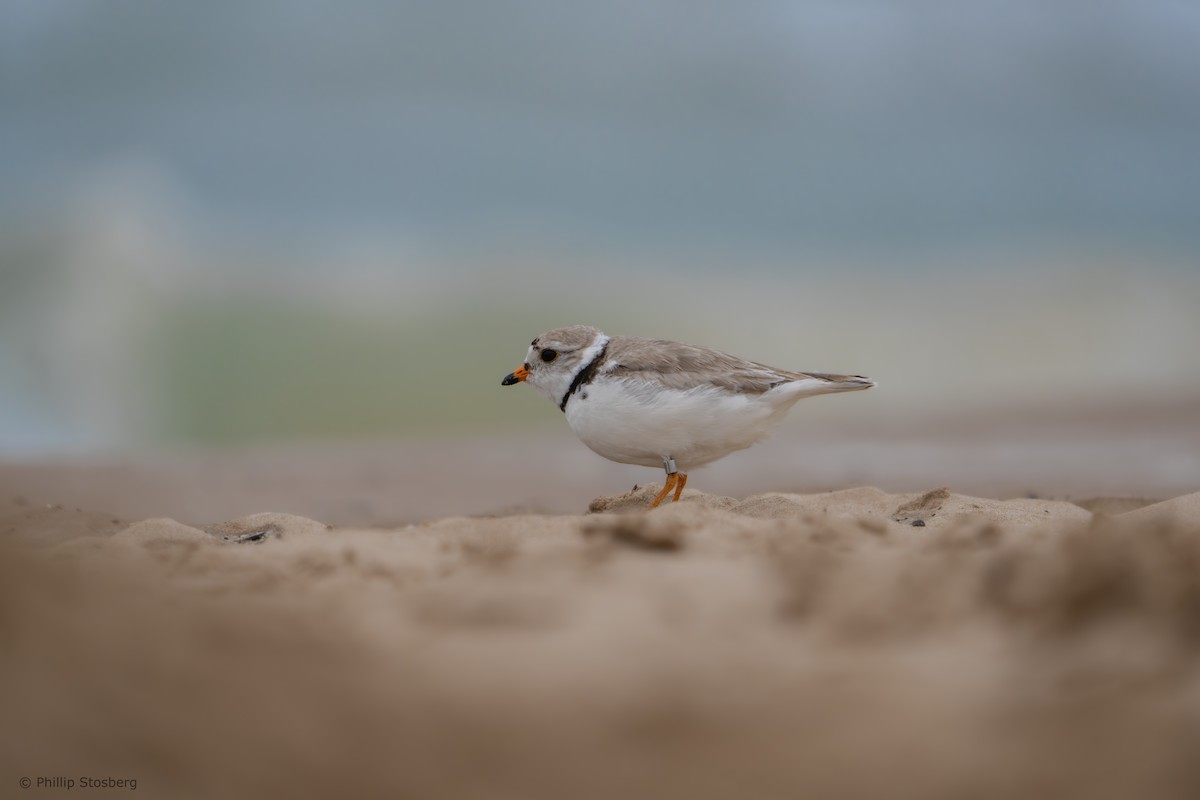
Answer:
[588, 483, 1090, 532]
[1073, 496, 1162, 515]
[204, 511, 332, 541]
[3, 486, 1200, 800]
[1116, 491, 1200, 528]
[113, 518, 214, 547]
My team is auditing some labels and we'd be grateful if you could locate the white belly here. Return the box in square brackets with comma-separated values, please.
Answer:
[564, 378, 790, 470]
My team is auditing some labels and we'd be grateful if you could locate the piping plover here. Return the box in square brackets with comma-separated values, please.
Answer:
[502, 325, 875, 507]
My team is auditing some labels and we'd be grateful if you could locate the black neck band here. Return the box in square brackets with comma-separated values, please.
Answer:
[559, 341, 608, 412]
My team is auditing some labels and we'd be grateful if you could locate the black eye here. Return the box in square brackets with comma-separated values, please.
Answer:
[540, 348, 558, 363]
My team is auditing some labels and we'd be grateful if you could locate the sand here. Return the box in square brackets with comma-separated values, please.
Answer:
[3, 475, 1200, 800]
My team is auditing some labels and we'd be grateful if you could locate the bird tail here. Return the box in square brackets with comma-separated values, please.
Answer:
[777, 372, 876, 401]
[804, 372, 876, 391]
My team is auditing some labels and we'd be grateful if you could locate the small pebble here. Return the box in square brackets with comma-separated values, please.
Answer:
[911, 519, 926, 527]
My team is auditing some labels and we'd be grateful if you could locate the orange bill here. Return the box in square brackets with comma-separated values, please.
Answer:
[501, 364, 530, 385]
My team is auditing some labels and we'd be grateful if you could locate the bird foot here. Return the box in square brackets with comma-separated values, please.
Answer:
[649, 470, 689, 508]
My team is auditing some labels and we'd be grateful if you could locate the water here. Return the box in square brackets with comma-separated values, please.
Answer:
[3, 1, 1199, 453]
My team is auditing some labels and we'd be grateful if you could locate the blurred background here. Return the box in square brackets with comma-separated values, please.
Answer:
[1, 1, 1198, 499]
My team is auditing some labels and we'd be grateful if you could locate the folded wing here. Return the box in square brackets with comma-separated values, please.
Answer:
[603, 337, 874, 396]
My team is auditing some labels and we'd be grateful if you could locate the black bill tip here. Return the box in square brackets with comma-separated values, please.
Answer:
[501, 373, 520, 386]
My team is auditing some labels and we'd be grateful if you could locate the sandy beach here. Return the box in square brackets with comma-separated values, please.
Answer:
[3, 425, 1200, 799]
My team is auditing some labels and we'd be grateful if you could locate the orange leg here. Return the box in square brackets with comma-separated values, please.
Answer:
[650, 472, 678, 508]
[673, 472, 688, 502]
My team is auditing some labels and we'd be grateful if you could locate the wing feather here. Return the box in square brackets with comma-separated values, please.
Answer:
[602, 336, 870, 395]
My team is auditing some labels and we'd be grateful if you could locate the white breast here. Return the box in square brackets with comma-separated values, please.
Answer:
[564, 377, 791, 470]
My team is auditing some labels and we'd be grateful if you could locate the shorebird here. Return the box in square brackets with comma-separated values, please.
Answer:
[502, 325, 874, 507]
